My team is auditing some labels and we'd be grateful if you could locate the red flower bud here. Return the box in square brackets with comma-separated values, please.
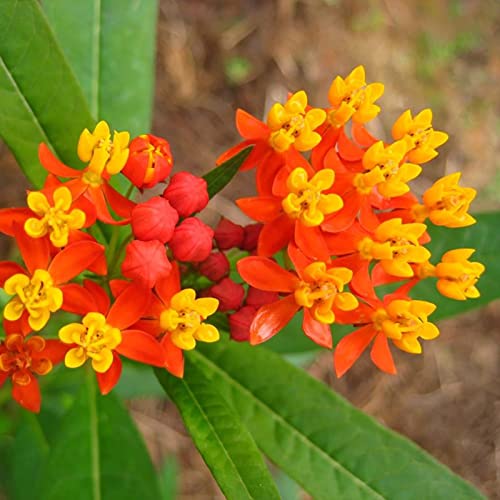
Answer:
[169, 217, 214, 262]
[241, 223, 263, 251]
[131, 196, 179, 243]
[228, 305, 257, 342]
[214, 218, 244, 250]
[122, 240, 171, 288]
[245, 286, 280, 308]
[209, 277, 245, 312]
[122, 134, 173, 189]
[199, 252, 230, 282]
[163, 172, 209, 217]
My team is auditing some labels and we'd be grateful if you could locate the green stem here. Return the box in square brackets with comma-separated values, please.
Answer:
[124, 183, 136, 199]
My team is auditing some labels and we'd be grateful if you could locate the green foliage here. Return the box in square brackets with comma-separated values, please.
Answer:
[156, 361, 281, 500]
[186, 340, 484, 500]
[44, 0, 158, 136]
[39, 371, 161, 500]
[0, 0, 94, 187]
[204, 146, 253, 198]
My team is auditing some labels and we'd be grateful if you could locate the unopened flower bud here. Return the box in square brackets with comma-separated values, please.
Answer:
[241, 223, 263, 251]
[245, 286, 279, 308]
[122, 240, 171, 288]
[214, 218, 244, 250]
[131, 197, 179, 243]
[199, 252, 230, 282]
[163, 172, 209, 217]
[209, 277, 245, 312]
[228, 306, 257, 342]
[122, 134, 173, 189]
[169, 218, 214, 262]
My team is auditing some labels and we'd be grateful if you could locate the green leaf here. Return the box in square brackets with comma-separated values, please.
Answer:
[413, 212, 500, 320]
[39, 370, 161, 500]
[43, 0, 158, 136]
[158, 456, 178, 500]
[0, 0, 94, 187]
[190, 340, 483, 500]
[156, 361, 280, 500]
[204, 146, 253, 198]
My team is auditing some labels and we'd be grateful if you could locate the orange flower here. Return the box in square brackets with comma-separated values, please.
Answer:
[0, 225, 105, 334]
[0, 333, 68, 412]
[334, 283, 439, 377]
[237, 246, 358, 348]
[127, 264, 220, 378]
[217, 91, 326, 195]
[58, 282, 164, 395]
[237, 163, 343, 259]
[38, 124, 134, 225]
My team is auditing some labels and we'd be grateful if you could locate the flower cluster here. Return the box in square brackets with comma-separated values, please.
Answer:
[0, 123, 221, 412]
[220, 65, 485, 376]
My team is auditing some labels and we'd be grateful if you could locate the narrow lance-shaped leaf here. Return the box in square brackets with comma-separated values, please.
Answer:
[0, 0, 94, 188]
[43, 0, 158, 137]
[204, 146, 253, 198]
[186, 340, 484, 500]
[156, 361, 280, 500]
[39, 370, 162, 500]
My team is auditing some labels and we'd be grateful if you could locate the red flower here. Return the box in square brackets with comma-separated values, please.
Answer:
[214, 218, 245, 250]
[131, 197, 179, 243]
[208, 278, 245, 312]
[199, 252, 230, 282]
[228, 306, 257, 342]
[0, 333, 68, 412]
[169, 218, 214, 262]
[122, 240, 172, 288]
[163, 172, 209, 217]
[122, 134, 173, 189]
[58, 282, 164, 395]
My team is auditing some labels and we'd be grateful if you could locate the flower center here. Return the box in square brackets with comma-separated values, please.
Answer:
[282, 167, 342, 227]
[82, 169, 104, 187]
[159, 289, 220, 351]
[59, 312, 122, 373]
[0, 334, 52, 385]
[3, 270, 63, 331]
[24, 187, 85, 247]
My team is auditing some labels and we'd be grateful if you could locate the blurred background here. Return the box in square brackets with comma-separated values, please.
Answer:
[1, 0, 499, 498]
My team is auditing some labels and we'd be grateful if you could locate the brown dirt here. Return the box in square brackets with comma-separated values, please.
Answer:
[1, 0, 499, 498]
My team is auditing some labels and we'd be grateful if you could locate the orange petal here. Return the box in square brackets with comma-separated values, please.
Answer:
[60, 283, 99, 315]
[216, 140, 253, 165]
[155, 262, 180, 305]
[337, 128, 365, 161]
[38, 143, 79, 178]
[83, 279, 110, 314]
[350, 261, 378, 304]
[0, 262, 26, 287]
[40, 340, 70, 365]
[161, 334, 184, 377]
[49, 241, 105, 284]
[0, 208, 31, 236]
[107, 284, 151, 330]
[88, 187, 127, 226]
[322, 190, 360, 233]
[13, 223, 50, 274]
[237, 256, 298, 292]
[134, 318, 163, 336]
[311, 126, 340, 170]
[370, 333, 396, 374]
[334, 324, 376, 377]
[96, 354, 122, 395]
[351, 122, 378, 147]
[294, 223, 330, 261]
[12, 376, 41, 413]
[117, 329, 165, 367]
[250, 295, 300, 345]
[236, 196, 282, 223]
[236, 109, 269, 139]
[103, 183, 135, 219]
[287, 242, 313, 280]
[257, 214, 294, 256]
[303, 308, 332, 348]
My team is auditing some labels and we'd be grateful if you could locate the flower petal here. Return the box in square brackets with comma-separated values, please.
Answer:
[161, 334, 184, 377]
[96, 354, 122, 395]
[250, 295, 300, 345]
[107, 284, 151, 330]
[237, 256, 298, 292]
[334, 324, 376, 377]
[236, 109, 269, 139]
[12, 376, 41, 413]
[257, 214, 294, 257]
[370, 333, 396, 374]
[38, 143, 79, 178]
[60, 283, 98, 315]
[117, 329, 165, 367]
[236, 196, 283, 223]
[302, 308, 332, 348]
[155, 262, 180, 306]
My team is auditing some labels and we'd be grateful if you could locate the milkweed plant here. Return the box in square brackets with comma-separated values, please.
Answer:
[0, 2, 491, 499]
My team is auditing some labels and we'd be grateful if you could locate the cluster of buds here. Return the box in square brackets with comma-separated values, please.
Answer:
[0, 123, 221, 412]
[220, 65, 485, 377]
